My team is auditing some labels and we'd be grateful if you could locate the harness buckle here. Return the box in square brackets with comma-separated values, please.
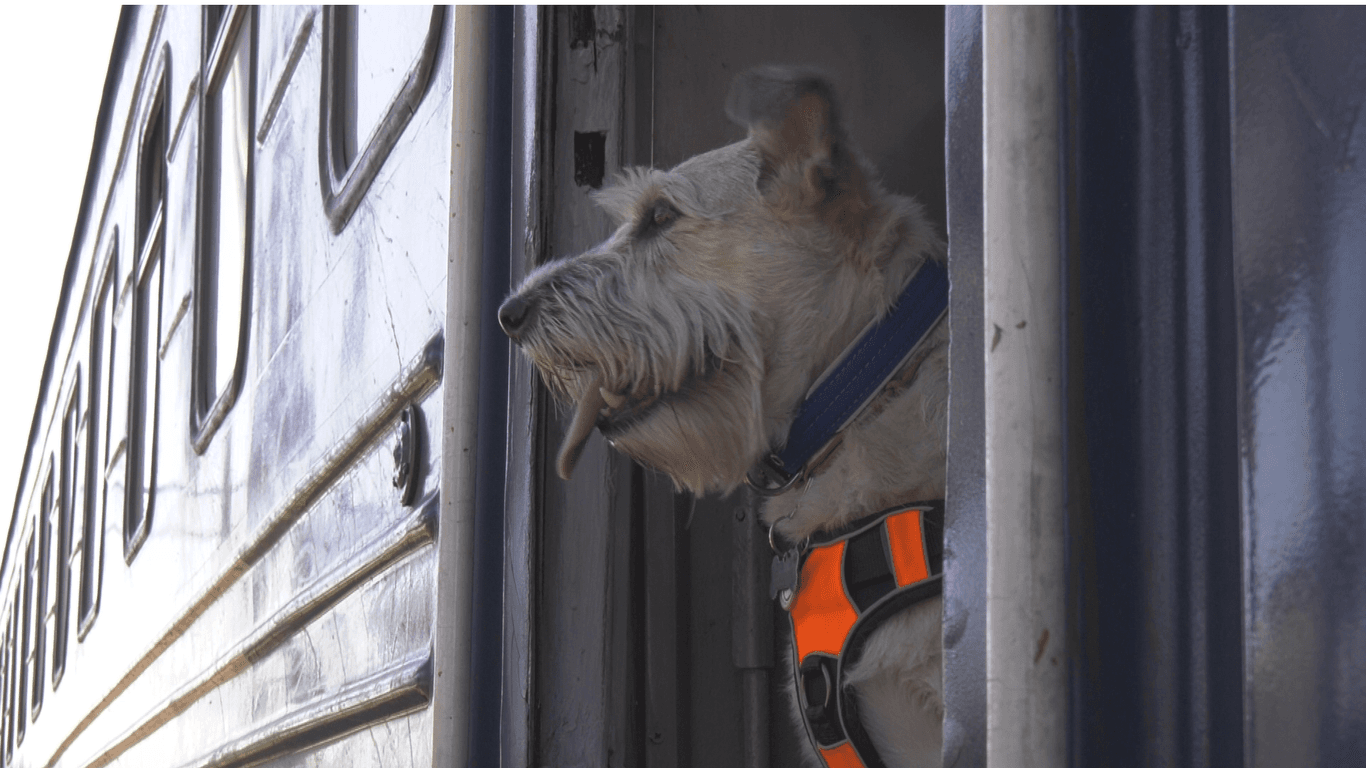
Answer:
[745, 453, 803, 495]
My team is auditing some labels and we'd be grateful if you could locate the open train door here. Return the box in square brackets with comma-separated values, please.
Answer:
[494, 7, 945, 767]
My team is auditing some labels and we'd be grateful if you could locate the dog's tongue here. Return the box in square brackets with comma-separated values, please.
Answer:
[557, 371, 607, 480]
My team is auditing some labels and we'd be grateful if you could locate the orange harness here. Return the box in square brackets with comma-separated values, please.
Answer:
[785, 502, 943, 768]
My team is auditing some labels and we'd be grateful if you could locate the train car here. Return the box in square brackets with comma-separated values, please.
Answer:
[3, 6, 497, 766]
[5, 6, 1363, 768]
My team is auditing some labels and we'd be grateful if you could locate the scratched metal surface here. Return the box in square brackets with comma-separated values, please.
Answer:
[2, 6, 454, 767]
[1231, 7, 1366, 765]
[943, 7, 985, 767]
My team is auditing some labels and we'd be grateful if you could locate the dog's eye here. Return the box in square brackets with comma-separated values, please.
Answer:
[637, 200, 680, 238]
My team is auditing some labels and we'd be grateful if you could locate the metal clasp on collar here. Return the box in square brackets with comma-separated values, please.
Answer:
[746, 434, 846, 498]
[745, 453, 803, 496]
[768, 508, 806, 611]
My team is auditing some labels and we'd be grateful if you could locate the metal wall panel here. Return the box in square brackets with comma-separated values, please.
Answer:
[943, 7, 986, 768]
[1230, 8, 1366, 766]
[1060, 7, 1244, 766]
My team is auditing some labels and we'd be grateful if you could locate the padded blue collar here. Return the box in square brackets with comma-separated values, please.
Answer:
[747, 258, 949, 494]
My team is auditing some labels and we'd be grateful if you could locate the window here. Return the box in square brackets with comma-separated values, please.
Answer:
[32, 471, 52, 719]
[193, 6, 253, 452]
[204, 6, 228, 44]
[127, 75, 166, 560]
[326, 6, 435, 170]
[53, 375, 79, 685]
[137, 86, 166, 251]
[17, 555, 29, 742]
[80, 253, 116, 637]
[319, 6, 443, 230]
[127, 241, 163, 559]
[3, 619, 11, 761]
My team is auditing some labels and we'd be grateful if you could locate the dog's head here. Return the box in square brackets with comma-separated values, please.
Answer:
[499, 67, 933, 493]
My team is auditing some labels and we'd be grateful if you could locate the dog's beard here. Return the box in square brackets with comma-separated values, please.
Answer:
[526, 330, 764, 492]
[595, 360, 765, 493]
[515, 271, 763, 489]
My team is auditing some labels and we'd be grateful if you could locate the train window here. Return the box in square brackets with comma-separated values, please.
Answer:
[17, 546, 30, 742]
[205, 5, 228, 40]
[193, 6, 253, 452]
[319, 6, 443, 230]
[327, 6, 433, 169]
[32, 469, 52, 718]
[53, 374, 79, 686]
[3, 617, 11, 760]
[128, 77, 167, 560]
[127, 241, 163, 559]
[80, 253, 116, 638]
[136, 82, 166, 253]
[8, 609, 17, 756]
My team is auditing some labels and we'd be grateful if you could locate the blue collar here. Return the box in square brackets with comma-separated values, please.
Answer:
[746, 258, 949, 494]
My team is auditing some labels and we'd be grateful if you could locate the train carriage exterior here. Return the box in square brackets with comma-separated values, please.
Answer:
[5, 6, 485, 766]
[4, 6, 1364, 768]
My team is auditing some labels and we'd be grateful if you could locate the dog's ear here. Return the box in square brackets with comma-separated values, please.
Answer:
[592, 167, 655, 227]
[725, 66, 874, 243]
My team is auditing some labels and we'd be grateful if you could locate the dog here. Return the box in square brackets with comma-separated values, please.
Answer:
[499, 66, 946, 768]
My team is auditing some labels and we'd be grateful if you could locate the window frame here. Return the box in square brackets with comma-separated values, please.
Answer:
[16, 545, 30, 744]
[126, 222, 164, 561]
[318, 5, 445, 232]
[126, 58, 169, 561]
[3, 611, 11, 760]
[78, 242, 117, 641]
[52, 370, 80, 687]
[191, 5, 255, 454]
[30, 467, 52, 721]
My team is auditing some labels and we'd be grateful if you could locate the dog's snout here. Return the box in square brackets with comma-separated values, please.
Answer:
[498, 293, 537, 341]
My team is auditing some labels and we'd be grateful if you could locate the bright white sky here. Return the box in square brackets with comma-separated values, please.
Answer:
[1, 6, 121, 519]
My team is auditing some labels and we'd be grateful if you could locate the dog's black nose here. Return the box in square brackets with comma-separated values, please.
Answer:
[498, 293, 536, 341]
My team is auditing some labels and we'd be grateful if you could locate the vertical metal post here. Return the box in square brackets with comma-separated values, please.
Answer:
[436, 7, 489, 767]
[982, 7, 1066, 767]
[643, 481, 682, 768]
[944, 6, 987, 767]
[501, 7, 542, 768]
[733, 492, 773, 768]
[468, 6, 514, 767]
